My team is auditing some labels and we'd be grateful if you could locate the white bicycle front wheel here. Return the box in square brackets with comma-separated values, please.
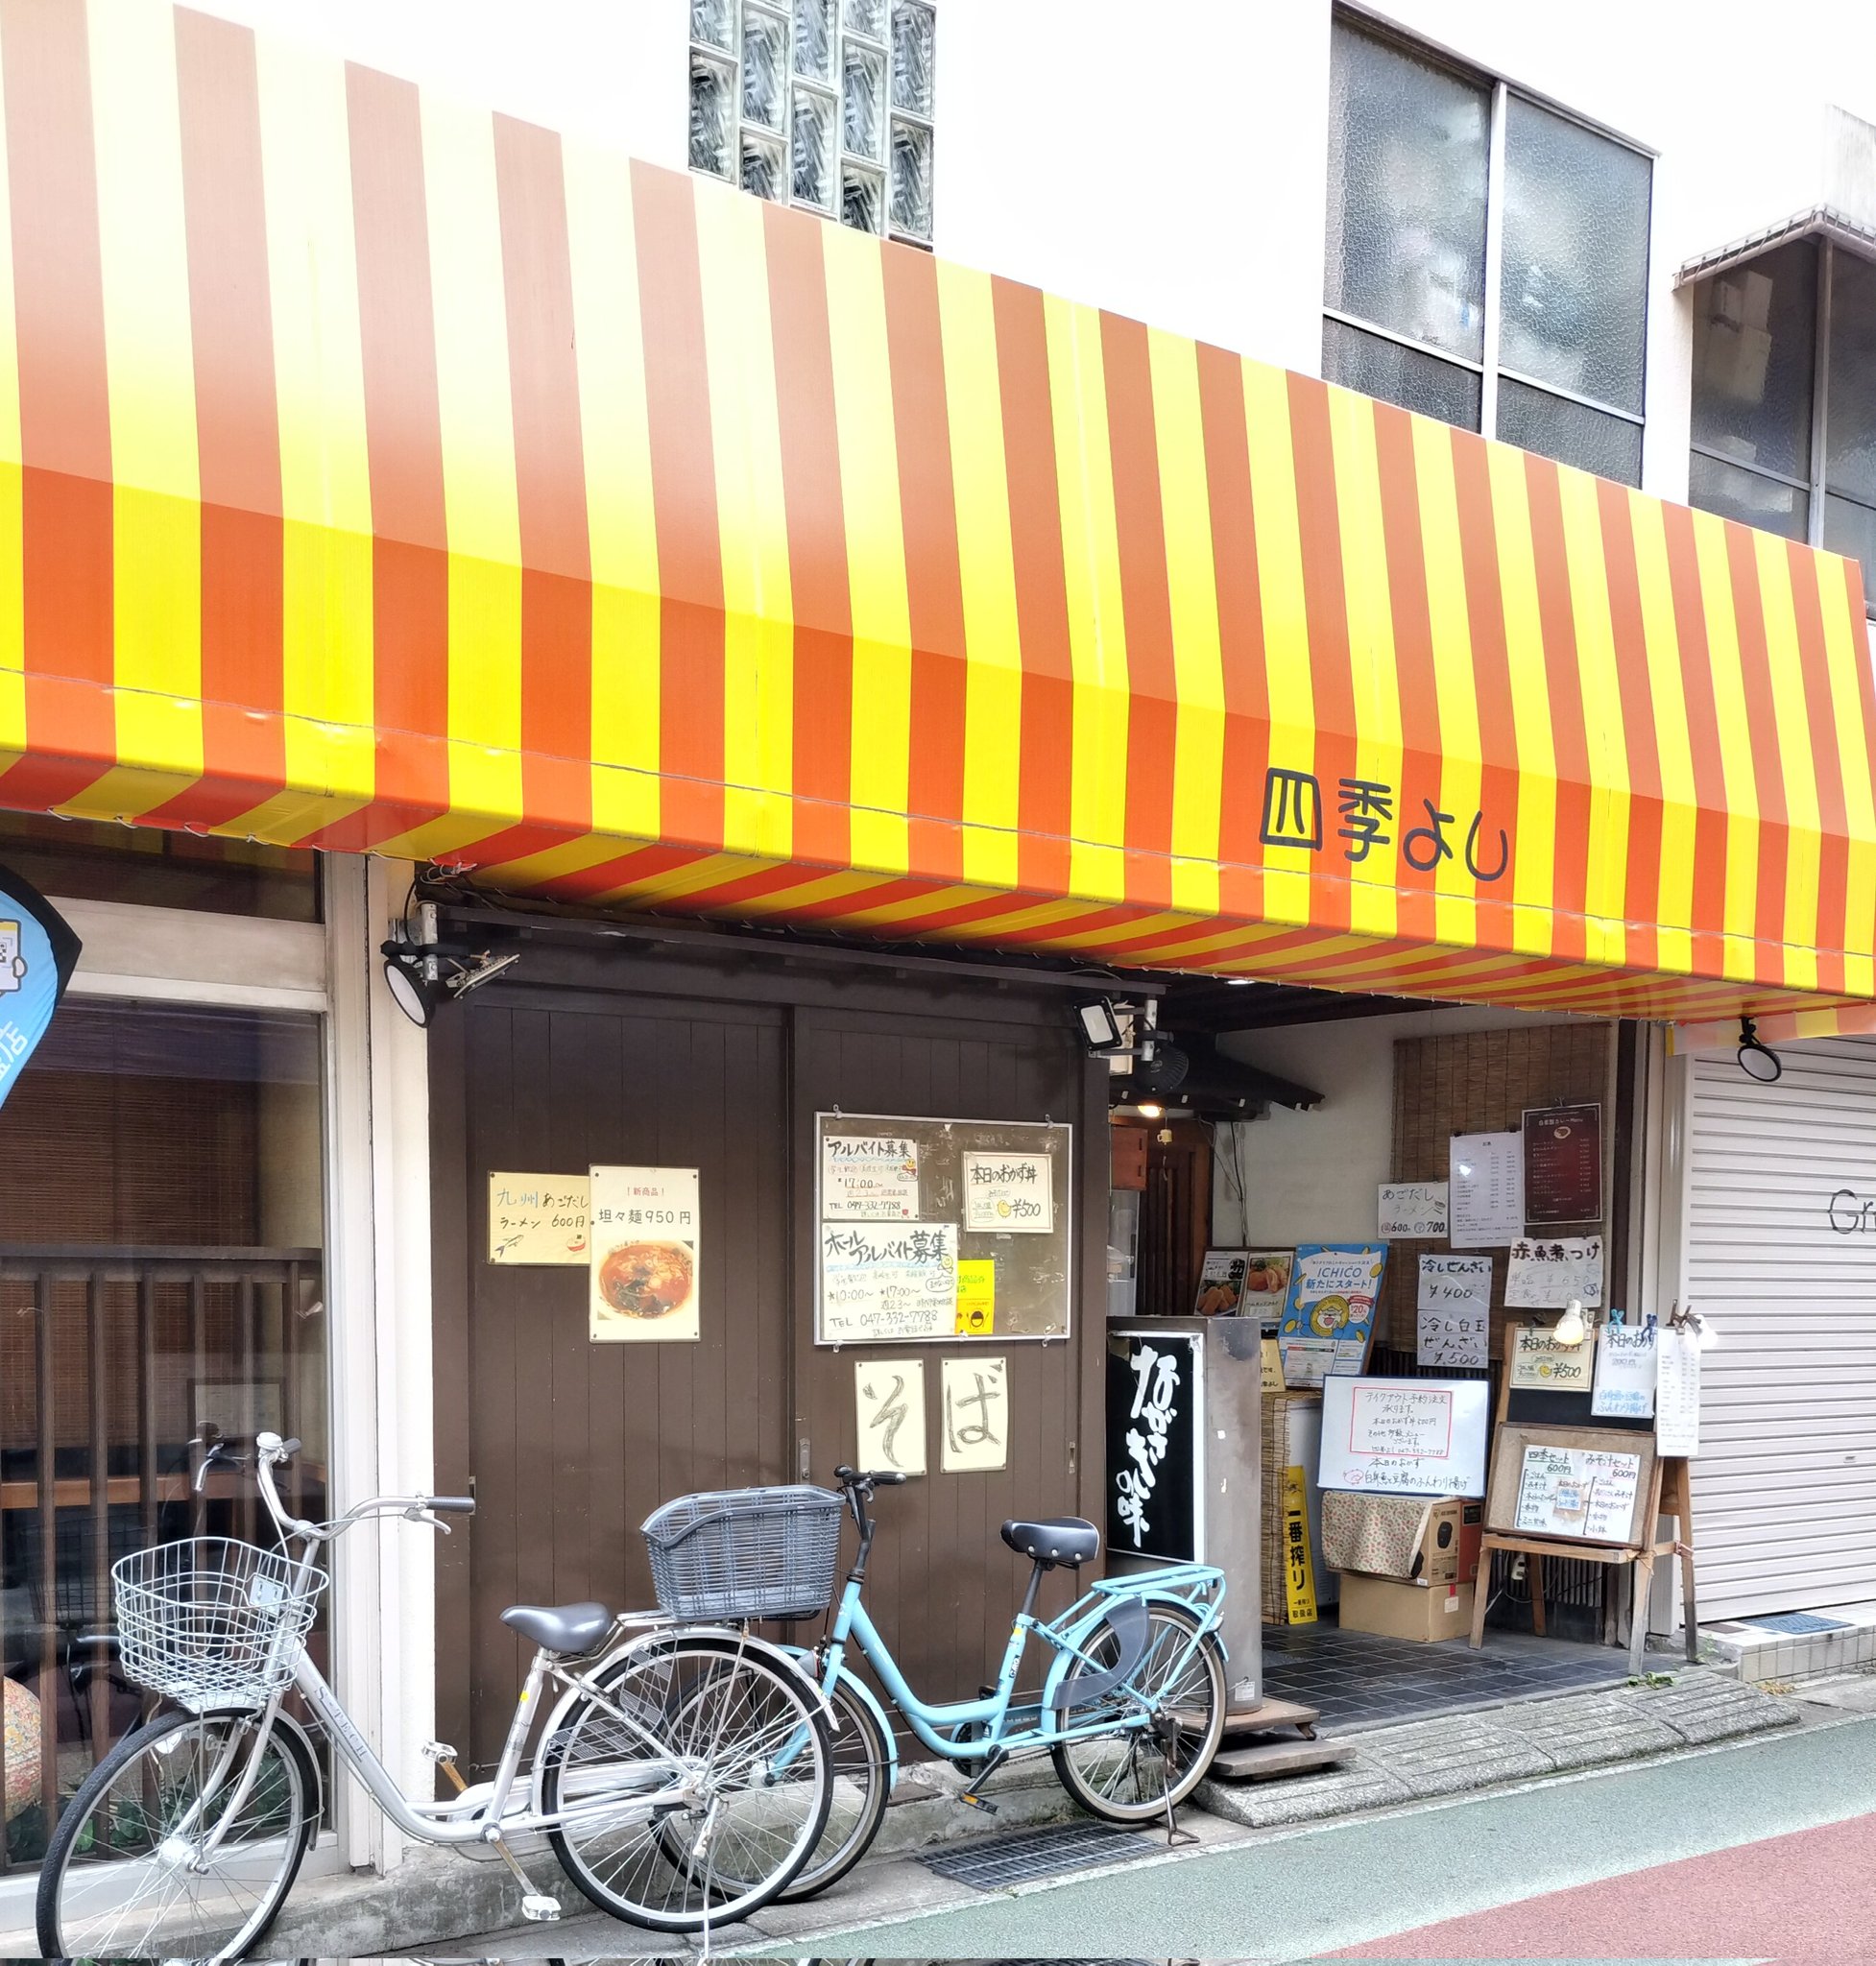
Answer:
[541, 1635, 832, 1931]
[36, 1707, 314, 1962]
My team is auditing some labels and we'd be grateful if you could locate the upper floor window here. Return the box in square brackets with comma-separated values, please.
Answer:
[1689, 235, 1876, 615]
[689, 0, 934, 245]
[1323, 15, 1651, 486]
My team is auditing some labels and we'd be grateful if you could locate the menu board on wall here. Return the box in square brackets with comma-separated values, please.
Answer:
[1504, 1235, 1605, 1308]
[1449, 1133, 1525, 1247]
[1507, 1323, 1595, 1391]
[1592, 1320, 1658, 1419]
[815, 1114, 1071, 1343]
[1317, 1377, 1490, 1498]
[1523, 1104, 1603, 1226]
[1656, 1325, 1702, 1456]
[1106, 1329, 1201, 1563]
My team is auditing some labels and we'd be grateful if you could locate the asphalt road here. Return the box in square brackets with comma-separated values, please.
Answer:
[784, 1712, 1876, 1961]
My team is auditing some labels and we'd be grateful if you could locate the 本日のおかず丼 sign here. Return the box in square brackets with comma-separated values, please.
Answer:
[1106, 1331, 1200, 1563]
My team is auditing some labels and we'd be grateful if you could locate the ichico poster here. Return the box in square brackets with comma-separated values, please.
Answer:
[589, 1166, 701, 1343]
[1278, 1244, 1386, 1387]
[0, 864, 81, 1111]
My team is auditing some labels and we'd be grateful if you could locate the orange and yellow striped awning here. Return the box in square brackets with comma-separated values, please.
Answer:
[0, 0, 1872, 1023]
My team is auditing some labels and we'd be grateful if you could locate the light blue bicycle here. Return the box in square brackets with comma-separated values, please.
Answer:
[773, 1465, 1230, 1901]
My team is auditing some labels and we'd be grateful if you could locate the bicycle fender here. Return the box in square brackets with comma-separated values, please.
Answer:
[527, 1622, 833, 1818]
[1046, 1594, 1148, 1711]
[781, 1644, 899, 1795]
[1040, 1584, 1230, 1716]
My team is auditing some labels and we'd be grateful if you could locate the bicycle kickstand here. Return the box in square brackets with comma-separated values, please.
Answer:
[1152, 1722, 1199, 1851]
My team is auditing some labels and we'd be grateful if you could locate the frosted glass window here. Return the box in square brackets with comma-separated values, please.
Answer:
[690, 55, 735, 178]
[1497, 378, 1641, 486]
[1690, 241, 1816, 482]
[794, 0, 833, 80]
[842, 165, 883, 234]
[843, 39, 885, 159]
[1323, 318, 1481, 431]
[1325, 22, 1488, 362]
[890, 117, 932, 238]
[844, 0, 886, 37]
[892, 1, 934, 115]
[1688, 451, 1808, 541]
[1825, 250, 1876, 508]
[691, 0, 734, 51]
[793, 86, 836, 210]
[741, 7, 787, 131]
[1823, 494, 1876, 612]
[741, 133, 783, 202]
[1500, 98, 1649, 415]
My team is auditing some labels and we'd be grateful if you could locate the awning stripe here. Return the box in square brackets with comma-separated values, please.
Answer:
[0, 1, 1868, 1025]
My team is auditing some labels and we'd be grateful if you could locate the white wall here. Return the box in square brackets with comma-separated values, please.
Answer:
[1212, 1004, 1581, 1248]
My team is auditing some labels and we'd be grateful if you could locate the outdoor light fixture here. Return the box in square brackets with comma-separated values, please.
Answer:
[1737, 1016, 1783, 1084]
[1552, 1297, 1588, 1347]
[380, 935, 520, 1029]
[1075, 996, 1126, 1054]
[1136, 1102, 1164, 1120]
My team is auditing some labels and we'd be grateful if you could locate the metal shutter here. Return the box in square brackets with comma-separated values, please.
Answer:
[1684, 1042, 1876, 1619]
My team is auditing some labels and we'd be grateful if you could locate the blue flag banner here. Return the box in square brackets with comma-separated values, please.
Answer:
[0, 862, 80, 1110]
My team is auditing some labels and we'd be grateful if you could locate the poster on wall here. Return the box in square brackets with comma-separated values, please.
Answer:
[1449, 1133, 1525, 1248]
[1238, 1251, 1294, 1330]
[1523, 1103, 1603, 1225]
[1105, 1330, 1201, 1563]
[962, 1152, 1054, 1233]
[1656, 1325, 1702, 1456]
[1507, 1323, 1595, 1391]
[821, 1134, 921, 1220]
[1278, 1245, 1386, 1387]
[1415, 1255, 1492, 1370]
[488, 1173, 590, 1264]
[954, 1258, 996, 1335]
[589, 1165, 701, 1343]
[1513, 1441, 1643, 1544]
[941, 1355, 1009, 1472]
[1380, 1183, 1449, 1238]
[1193, 1249, 1250, 1316]
[1592, 1319, 1658, 1419]
[0, 863, 81, 1112]
[1504, 1235, 1604, 1308]
[821, 1223, 958, 1341]
[1317, 1377, 1490, 1498]
[854, 1358, 926, 1475]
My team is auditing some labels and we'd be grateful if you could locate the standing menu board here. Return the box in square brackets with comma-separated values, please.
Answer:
[815, 1114, 1072, 1344]
[1106, 1329, 1202, 1563]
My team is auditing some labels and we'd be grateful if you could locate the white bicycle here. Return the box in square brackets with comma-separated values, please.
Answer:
[35, 1432, 833, 1959]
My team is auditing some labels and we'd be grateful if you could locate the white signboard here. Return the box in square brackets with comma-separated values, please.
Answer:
[820, 1222, 958, 1341]
[1507, 1323, 1594, 1391]
[1449, 1132, 1525, 1248]
[1381, 1182, 1450, 1238]
[1504, 1235, 1605, 1308]
[589, 1165, 701, 1343]
[962, 1152, 1054, 1234]
[821, 1134, 921, 1220]
[1416, 1255, 1491, 1368]
[941, 1355, 1009, 1471]
[1514, 1442, 1642, 1543]
[854, 1358, 926, 1474]
[1317, 1377, 1490, 1498]
[1592, 1320, 1658, 1419]
[1656, 1326, 1702, 1456]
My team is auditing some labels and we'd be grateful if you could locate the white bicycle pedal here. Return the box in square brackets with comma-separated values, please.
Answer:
[520, 1893, 562, 1923]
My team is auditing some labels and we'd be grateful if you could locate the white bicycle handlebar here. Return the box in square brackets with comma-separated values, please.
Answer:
[245, 1429, 476, 1545]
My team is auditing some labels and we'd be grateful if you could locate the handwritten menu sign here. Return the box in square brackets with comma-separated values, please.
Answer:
[1449, 1132, 1524, 1248]
[1593, 1319, 1658, 1419]
[1523, 1103, 1602, 1225]
[1106, 1331, 1200, 1562]
[1514, 1441, 1642, 1543]
[821, 1223, 958, 1340]
[1416, 1255, 1491, 1369]
[1504, 1235, 1605, 1308]
[1278, 1245, 1386, 1388]
[589, 1165, 700, 1344]
[1318, 1377, 1490, 1497]
[822, 1135, 921, 1220]
[488, 1172, 589, 1264]
[1508, 1323, 1594, 1391]
[1656, 1325, 1702, 1456]
[962, 1152, 1053, 1234]
[1380, 1182, 1450, 1238]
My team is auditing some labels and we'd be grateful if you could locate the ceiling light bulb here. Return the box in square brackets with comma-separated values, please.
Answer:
[1137, 1102, 1164, 1120]
[1553, 1298, 1587, 1347]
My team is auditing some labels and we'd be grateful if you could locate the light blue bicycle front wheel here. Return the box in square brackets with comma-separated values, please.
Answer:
[1049, 1600, 1227, 1822]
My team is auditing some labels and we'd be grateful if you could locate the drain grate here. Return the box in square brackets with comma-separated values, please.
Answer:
[1741, 1611, 1852, 1634]
[913, 1818, 1150, 1889]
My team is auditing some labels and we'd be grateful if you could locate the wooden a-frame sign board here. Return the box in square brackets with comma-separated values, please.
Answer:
[1470, 1322, 1697, 1671]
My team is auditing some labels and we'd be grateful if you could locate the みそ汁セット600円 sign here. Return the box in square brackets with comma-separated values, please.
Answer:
[589, 1166, 700, 1343]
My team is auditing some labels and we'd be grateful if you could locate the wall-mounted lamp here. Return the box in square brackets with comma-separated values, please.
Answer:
[1737, 1016, 1782, 1084]
[1552, 1297, 1588, 1347]
[1075, 996, 1127, 1055]
[381, 935, 520, 1028]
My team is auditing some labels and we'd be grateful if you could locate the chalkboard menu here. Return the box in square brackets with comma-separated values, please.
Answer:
[1106, 1330, 1201, 1564]
[1523, 1103, 1602, 1225]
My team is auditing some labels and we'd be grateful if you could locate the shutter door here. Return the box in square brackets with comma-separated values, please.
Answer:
[1685, 1042, 1876, 1620]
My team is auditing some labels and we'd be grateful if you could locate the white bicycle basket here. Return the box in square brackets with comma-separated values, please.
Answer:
[112, 1538, 326, 1707]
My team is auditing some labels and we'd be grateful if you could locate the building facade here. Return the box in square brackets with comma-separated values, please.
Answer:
[1, 0, 1875, 1910]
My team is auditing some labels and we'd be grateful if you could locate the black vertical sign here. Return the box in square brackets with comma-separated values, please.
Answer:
[1106, 1331, 1199, 1563]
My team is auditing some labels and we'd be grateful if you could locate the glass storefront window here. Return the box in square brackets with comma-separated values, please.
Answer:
[0, 813, 319, 923]
[0, 1001, 327, 1869]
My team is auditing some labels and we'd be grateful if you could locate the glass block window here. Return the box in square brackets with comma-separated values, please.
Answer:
[689, 0, 934, 245]
[1323, 14, 1649, 483]
[1689, 236, 1876, 616]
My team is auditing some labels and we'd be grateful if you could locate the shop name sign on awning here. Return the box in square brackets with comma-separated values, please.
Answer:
[0, 2, 1871, 1031]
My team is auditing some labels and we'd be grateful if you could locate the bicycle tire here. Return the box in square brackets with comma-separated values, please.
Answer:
[540, 1633, 832, 1932]
[777, 1671, 891, 1902]
[36, 1704, 315, 1961]
[1049, 1600, 1228, 1823]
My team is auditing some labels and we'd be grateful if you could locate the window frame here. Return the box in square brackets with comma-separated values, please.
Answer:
[689, 0, 935, 249]
[1323, 10, 1653, 479]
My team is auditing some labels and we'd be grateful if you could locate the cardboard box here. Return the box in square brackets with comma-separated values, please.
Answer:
[1338, 1570, 1476, 1642]
[1419, 1498, 1484, 1587]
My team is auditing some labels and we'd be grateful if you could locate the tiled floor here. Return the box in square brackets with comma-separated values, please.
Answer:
[1261, 1615, 1656, 1733]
